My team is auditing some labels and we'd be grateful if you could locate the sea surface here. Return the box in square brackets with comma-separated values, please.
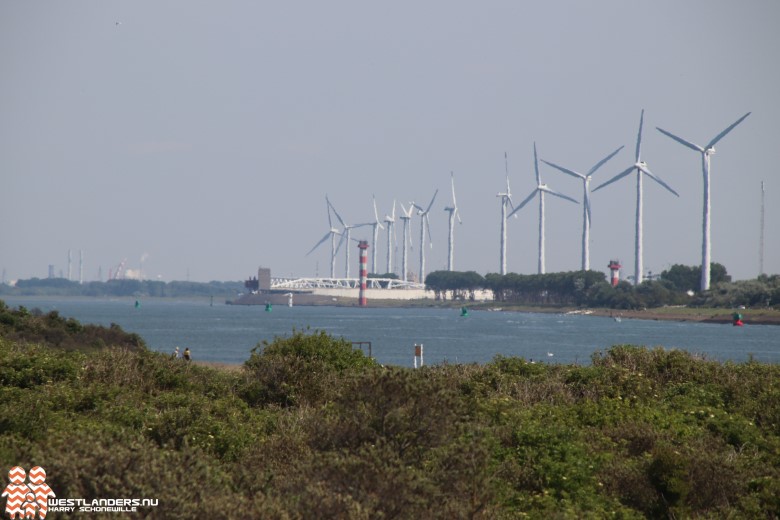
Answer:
[3, 297, 778, 367]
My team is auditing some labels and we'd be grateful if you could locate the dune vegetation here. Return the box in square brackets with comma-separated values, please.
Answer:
[1, 300, 778, 518]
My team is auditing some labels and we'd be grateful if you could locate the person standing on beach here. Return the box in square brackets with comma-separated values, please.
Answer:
[183, 348, 191, 361]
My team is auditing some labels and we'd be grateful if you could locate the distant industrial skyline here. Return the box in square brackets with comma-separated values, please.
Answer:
[2, 1, 778, 283]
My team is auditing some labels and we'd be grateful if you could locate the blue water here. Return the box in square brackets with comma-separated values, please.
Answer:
[3, 297, 778, 367]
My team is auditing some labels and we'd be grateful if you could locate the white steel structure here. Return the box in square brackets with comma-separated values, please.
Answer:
[497, 152, 515, 275]
[593, 110, 679, 285]
[760, 181, 765, 276]
[369, 195, 384, 274]
[542, 145, 624, 270]
[412, 190, 438, 283]
[656, 112, 751, 291]
[443, 172, 462, 271]
[383, 200, 397, 275]
[398, 203, 414, 281]
[508, 143, 578, 274]
[306, 197, 342, 278]
[271, 276, 424, 290]
[328, 198, 372, 279]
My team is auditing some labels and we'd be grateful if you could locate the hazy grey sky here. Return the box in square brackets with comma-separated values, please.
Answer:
[2, 1, 778, 283]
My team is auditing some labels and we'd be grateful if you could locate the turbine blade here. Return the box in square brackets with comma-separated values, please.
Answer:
[592, 165, 634, 192]
[504, 151, 510, 194]
[373, 195, 382, 224]
[425, 214, 433, 245]
[656, 127, 704, 152]
[450, 172, 457, 208]
[639, 165, 680, 197]
[334, 231, 347, 256]
[533, 142, 541, 185]
[425, 189, 439, 213]
[541, 186, 579, 204]
[325, 196, 334, 228]
[541, 159, 585, 180]
[707, 112, 751, 149]
[328, 198, 347, 227]
[306, 231, 332, 256]
[587, 145, 625, 176]
[635, 109, 644, 161]
[508, 189, 537, 217]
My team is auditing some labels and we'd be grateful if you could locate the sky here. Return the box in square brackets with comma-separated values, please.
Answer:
[2, 1, 778, 284]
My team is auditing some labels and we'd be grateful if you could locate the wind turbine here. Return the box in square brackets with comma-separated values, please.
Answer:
[412, 189, 438, 283]
[306, 196, 342, 278]
[398, 203, 415, 281]
[541, 145, 624, 270]
[443, 172, 462, 271]
[593, 109, 679, 285]
[369, 195, 385, 275]
[497, 152, 515, 275]
[383, 200, 397, 275]
[329, 198, 373, 279]
[508, 143, 578, 274]
[656, 112, 751, 291]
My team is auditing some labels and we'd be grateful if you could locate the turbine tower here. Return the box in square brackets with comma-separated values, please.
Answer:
[398, 203, 415, 281]
[306, 196, 342, 278]
[508, 143, 578, 274]
[412, 190, 438, 283]
[383, 200, 397, 275]
[329, 198, 373, 279]
[593, 109, 679, 285]
[542, 145, 624, 270]
[369, 195, 384, 275]
[760, 181, 765, 276]
[656, 112, 751, 291]
[443, 172, 462, 271]
[497, 152, 515, 275]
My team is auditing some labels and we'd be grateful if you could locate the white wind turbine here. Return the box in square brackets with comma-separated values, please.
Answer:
[398, 203, 415, 281]
[508, 143, 578, 274]
[329, 198, 373, 279]
[593, 109, 679, 285]
[369, 195, 385, 275]
[383, 200, 397, 275]
[497, 152, 515, 275]
[443, 172, 462, 271]
[656, 112, 751, 291]
[306, 197, 342, 278]
[541, 145, 624, 271]
[412, 189, 438, 283]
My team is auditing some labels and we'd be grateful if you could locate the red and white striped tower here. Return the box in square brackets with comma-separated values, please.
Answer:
[358, 240, 369, 306]
[608, 259, 622, 287]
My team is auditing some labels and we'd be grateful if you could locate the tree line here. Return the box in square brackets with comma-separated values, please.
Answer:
[425, 263, 780, 309]
[0, 277, 243, 298]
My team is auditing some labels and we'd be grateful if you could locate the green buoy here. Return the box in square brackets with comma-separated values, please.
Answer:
[265, 303, 272, 312]
[460, 306, 469, 317]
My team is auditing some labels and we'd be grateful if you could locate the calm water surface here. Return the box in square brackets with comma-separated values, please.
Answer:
[4, 297, 778, 366]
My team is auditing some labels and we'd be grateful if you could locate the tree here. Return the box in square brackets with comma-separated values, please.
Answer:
[661, 263, 730, 293]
